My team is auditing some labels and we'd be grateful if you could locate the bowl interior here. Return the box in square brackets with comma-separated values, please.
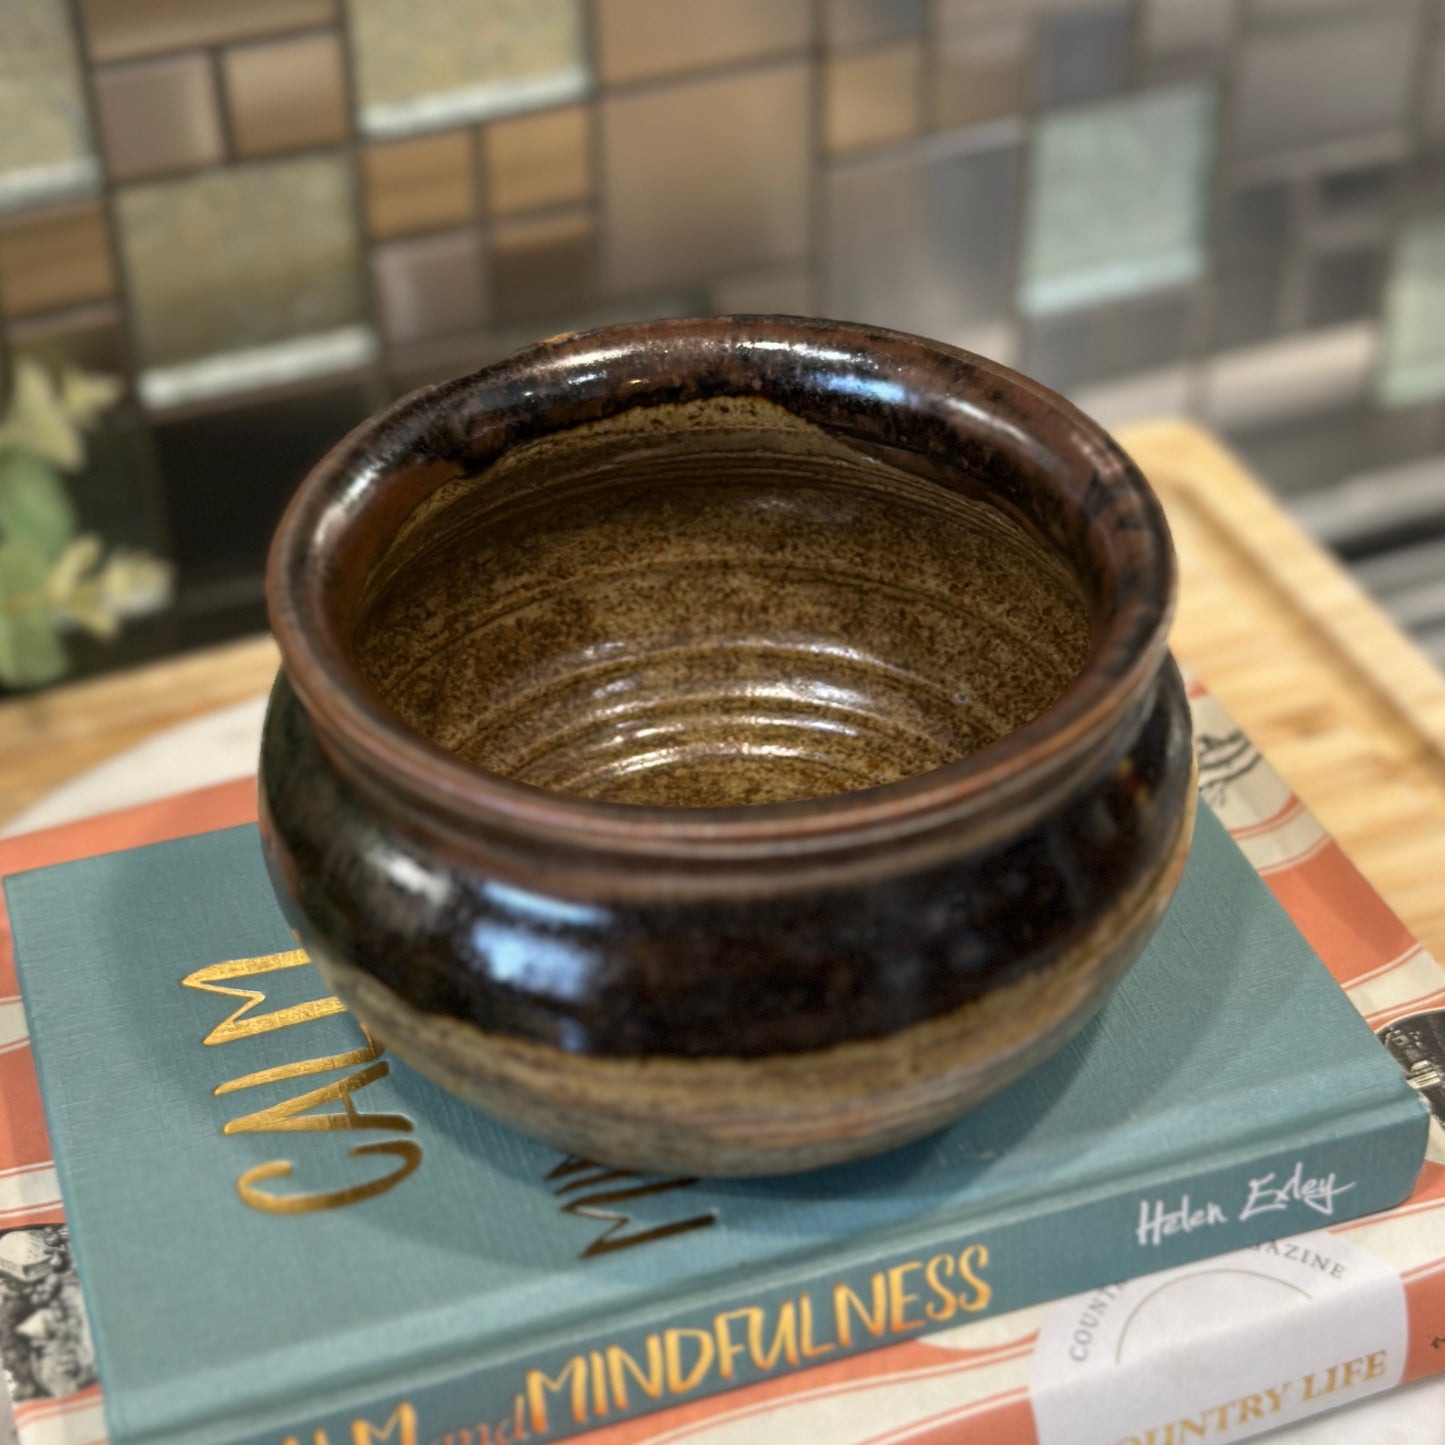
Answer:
[353, 394, 1090, 808]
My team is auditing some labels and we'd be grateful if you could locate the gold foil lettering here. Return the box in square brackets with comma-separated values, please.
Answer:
[525, 1357, 587, 1433]
[887, 1261, 926, 1334]
[238, 1140, 422, 1214]
[222, 1061, 412, 1136]
[957, 1244, 992, 1312]
[834, 1275, 887, 1346]
[187, 951, 422, 1215]
[924, 1252, 958, 1322]
[352, 1405, 417, 1445]
[547, 1159, 717, 1259]
[663, 1329, 714, 1394]
[547, 1158, 629, 1189]
[799, 1292, 835, 1359]
[713, 1309, 753, 1380]
[606, 1339, 664, 1408]
[182, 950, 344, 1044]
[498, 1250, 993, 1434]
[588, 1351, 608, 1418]
[499, 1395, 528, 1443]
[748, 1301, 798, 1370]
[215, 1032, 384, 1095]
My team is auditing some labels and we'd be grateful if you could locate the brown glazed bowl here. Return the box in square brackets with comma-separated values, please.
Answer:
[260, 316, 1195, 1177]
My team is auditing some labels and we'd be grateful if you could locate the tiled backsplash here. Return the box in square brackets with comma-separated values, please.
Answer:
[2, 0, 1445, 674]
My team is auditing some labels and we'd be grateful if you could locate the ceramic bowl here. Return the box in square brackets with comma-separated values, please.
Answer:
[260, 317, 1195, 1177]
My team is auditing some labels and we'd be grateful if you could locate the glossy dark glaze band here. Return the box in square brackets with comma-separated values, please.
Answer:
[259, 656, 1192, 1060]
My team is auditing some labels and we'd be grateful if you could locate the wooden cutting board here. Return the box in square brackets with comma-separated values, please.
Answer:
[1124, 421, 1445, 961]
[1, 420, 1442, 958]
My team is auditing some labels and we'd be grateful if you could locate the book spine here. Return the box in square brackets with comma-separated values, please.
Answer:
[202, 1103, 1425, 1445]
[1023, 1198, 1445, 1445]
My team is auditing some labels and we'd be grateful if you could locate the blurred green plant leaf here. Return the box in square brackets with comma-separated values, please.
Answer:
[0, 357, 84, 470]
[0, 449, 78, 559]
[59, 366, 124, 429]
[0, 538, 67, 688]
[43, 534, 171, 639]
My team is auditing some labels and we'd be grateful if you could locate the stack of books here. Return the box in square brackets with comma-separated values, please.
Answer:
[1, 681, 1442, 1445]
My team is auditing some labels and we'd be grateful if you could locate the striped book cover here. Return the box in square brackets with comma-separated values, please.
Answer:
[1, 681, 1441, 1445]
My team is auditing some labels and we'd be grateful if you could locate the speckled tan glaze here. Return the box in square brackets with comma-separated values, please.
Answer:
[353, 396, 1090, 806]
[261, 317, 1195, 1175]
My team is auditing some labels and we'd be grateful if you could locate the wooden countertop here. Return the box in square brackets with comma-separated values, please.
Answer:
[3, 420, 1444, 958]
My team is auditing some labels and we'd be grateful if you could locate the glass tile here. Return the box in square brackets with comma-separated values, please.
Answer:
[155, 384, 369, 581]
[81, 0, 338, 64]
[594, 0, 810, 86]
[1424, 33, 1445, 148]
[0, 0, 98, 212]
[1036, 3, 1133, 109]
[1249, 0, 1418, 20]
[710, 265, 815, 316]
[53, 417, 164, 556]
[934, 5, 1028, 129]
[0, 202, 116, 319]
[386, 286, 711, 394]
[824, 42, 924, 153]
[485, 105, 590, 216]
[363, 131, 478, 240]
[824, 0, 924, 49]
[7, 303, 127, 377]
[1117, 292, 1195, 372]
[491, 208, 594, 324]
[1083, 307, 1130, 380]
[825, 127, 1022, 351]
[348, 0, 586, 140]
[1022, 311, 1094, 396]
[116, 153, 365, 369]
[1232, 11, 1416, 158]
[1223, 179, 1294, 255]
[1315, 163, 1395, 223]
[372, 228, 488, 343]
[1380, 217, 1445, 406]
[138, 327, 377, 410]
[1367, 398, 1445, 472]
[94, 55, 224, 182]
[1306, 247, 1382, 329]
[1209, 259, 1286, 351]
[1142, 0, 1235, 61]
[1416, 151, 1445, 216]
[1020, 86, 1215, 316]
[1222, 403, 1374, 501]
[223, 33, 349, 158]
[601, 61, 810, 294]
[387, 335, 517, 395]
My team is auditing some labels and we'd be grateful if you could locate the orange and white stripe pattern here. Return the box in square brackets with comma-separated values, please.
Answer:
[3, 697, 1445, 1445]
[11, 1388, 105, 1445]
[0, 1162, 62, 1227]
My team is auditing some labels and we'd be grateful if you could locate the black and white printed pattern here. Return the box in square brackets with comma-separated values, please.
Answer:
[0, 1228, 95, 1405]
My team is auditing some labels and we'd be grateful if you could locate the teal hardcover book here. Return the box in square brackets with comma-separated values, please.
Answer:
[3, 805, 1428, 1445]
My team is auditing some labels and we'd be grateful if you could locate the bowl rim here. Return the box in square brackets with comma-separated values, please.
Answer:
[266, 316, 1176, 859]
